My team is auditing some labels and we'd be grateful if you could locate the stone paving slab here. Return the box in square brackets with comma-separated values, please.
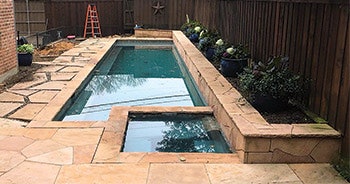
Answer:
[0, 92, 24, 102]
[28, 90, 59, 103]
[7, 89, 38, 96]
[56, 164, 150, 184]
[289, 164, 348, 184]
[36, 65, 65, 73]
[206, 164, 302, 184]
[9, 104, 46, 121]
[0, 161, 61, 184]
[30, 81, 67, 90]
[148, 164, 210, 184]
[0, 127, 103, 183]
[59, 66, 83, 73]
[0, 118, 27, 128]
[50, 73, 76, 81]
[0, 103, 23, 117]
[9, 73, 47, 90]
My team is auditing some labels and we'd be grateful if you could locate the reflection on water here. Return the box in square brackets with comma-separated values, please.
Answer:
[61, 44, 205, 121]
[85, 74, 147, 95]
[123, 115, 231, 153]
[64, 76, 194, 121]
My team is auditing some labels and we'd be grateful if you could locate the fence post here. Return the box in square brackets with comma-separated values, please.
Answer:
[36, 32, 39, 48]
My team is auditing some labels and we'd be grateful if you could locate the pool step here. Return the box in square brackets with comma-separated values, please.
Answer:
[97, 46, 122, 75]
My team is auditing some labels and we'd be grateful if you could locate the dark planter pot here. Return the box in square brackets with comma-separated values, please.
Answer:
[220, 57, 248, 77]
[17, 53, 33, 66]
[205, 47, 215, 61]
[250, 93, 289, 113]
[189, 33, 199, 43]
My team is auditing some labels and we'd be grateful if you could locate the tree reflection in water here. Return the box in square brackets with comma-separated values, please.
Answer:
[85, 74, 147, 95]
[155, 120, 215, 153]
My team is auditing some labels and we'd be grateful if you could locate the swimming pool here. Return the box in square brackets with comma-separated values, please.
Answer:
[57, 40, 206, 121]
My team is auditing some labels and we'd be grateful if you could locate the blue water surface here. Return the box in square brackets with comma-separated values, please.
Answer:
[59, 42, 205, 121]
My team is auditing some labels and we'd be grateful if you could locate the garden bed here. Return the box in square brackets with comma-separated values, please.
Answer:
[173, 30, 340, 163]
[210, 60, 315, 124]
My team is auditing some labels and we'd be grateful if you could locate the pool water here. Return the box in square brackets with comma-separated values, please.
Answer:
[58, 41, 206, 121]
[123, 114, 231, 153]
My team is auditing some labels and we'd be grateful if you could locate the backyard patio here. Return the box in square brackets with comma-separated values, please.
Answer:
[0, 0, 349, 183]
[0, 31, 347, 183]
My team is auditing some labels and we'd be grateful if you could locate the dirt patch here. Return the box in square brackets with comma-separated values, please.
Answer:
[0, 63, 43, 93]
[36, 40, 76, 56]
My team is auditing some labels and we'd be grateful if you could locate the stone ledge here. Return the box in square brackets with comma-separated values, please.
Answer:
[135, 29, 173, 38]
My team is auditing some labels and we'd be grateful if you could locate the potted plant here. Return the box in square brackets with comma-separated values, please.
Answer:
[238, 56, 305, 112]
[220, 44, 250, 77]
[213, 39, 228, 62]
[188, 26, 202, 43]
[198, 30, 220, 60]
[180, 15, 202, 43]
[17, 44, 34, 66]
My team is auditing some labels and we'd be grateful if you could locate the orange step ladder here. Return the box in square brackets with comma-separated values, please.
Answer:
[83, 4, 102, 38]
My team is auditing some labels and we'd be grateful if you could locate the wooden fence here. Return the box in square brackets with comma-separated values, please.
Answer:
[44, 0, 124, 36]
[211, 0, 349, 156]
[27, 0, 350, 156]
[14, 0, 46, 35]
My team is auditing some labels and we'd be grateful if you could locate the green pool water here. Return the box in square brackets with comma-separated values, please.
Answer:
[58, 41, 206, 121]
[123, 114, 231, 153]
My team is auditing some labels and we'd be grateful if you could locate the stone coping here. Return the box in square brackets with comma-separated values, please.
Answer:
[94, 106, 239, 163]
[134, 29, 173, 38]
[30, 106, 240, 163]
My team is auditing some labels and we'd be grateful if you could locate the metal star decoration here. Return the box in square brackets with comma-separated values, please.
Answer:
[152, 1, 165, 15]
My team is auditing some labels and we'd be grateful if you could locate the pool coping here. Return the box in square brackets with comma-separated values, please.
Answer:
[28, 31, 341, 164]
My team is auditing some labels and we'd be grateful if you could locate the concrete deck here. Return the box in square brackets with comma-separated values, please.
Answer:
[0, 35, 347, 183]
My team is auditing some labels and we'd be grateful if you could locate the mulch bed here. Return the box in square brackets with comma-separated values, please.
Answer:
[211, 60, 315, 124]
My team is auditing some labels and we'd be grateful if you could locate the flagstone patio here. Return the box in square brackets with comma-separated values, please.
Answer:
[0, 35, 347, 183]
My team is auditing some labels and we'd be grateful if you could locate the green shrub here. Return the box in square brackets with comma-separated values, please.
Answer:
[238, 56, 305, 101]
[17, 44, 34, 54]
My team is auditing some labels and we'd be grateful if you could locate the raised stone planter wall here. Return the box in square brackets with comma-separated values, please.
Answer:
[172, 30, 341, 163]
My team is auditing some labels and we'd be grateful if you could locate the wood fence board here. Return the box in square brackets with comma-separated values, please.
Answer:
[314, 5, 330, 114]
[333, 8, 349, 131]
[322, 5, 341, 125]
[335, 15, 350, 134]
[299, 4, 311, 77]
[294, 4, 304, 73]
[273, 2, 280, 56]
[309, 4, 323, 110]
[289, 3, 299, 71]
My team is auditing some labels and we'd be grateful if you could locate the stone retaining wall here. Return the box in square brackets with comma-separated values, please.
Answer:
[172, 30, 341, 163]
